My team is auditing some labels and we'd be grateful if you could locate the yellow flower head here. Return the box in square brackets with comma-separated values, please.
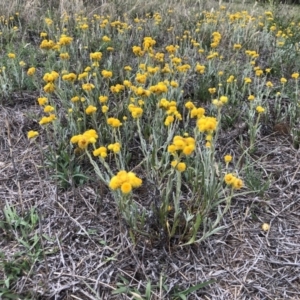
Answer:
[44, 105, 55, 113]
[109, 170, 142, 193]
[208, 87, 216, 94]
[37, 97, 48, 106]
[171, 160, 186, 172]
[39, 114, 56, 125]
[256, 106, 265, 114]
[107, 117, 122, 128]
[71, 96, 80, 102]
[71, 129, 98, 149]
[8, 53, 16, 59]
[232, 177, 243, 190]
[90, 52, 102, 61]
[124, 66, 132, 71]
[224, 173, 235, 185]
[82, 83, 95, 91]
[227, 75, 235, 83]
[110, 84, 124, 93]
[43, 82, 55, 93]
[262, 223, 270, 231]
[190, 107, 205, 119]
[121, 182, 132, 194]
[27, 130, 39, 139]
[280, 77, 287, 84]
[266, 81, 273, 88]
[233, 43, 242, 50]
[108, 142, 121, 153]
[101, 70, 113, 78]
[85, 105, 97, 115]
[99, 95, 108, 103]
[43, 71, 59, 82]
[244, 77, 252, 84]
[60, 52, 70, 60]
[102, 105, 109, 113]
[197, 116, 218, 133]
[62, 73, 77, 82]
[132, 46, 144, 56]
[78, 72, 89, 80]
[168, 136, 195, 155]
[220, 96, 228, 104]
[143, 36, 156, 51]
[224, 155, 232, 164]
[102, 35, 111, 42]
[59, 34, 73, 45]
[93, 146, 107, 158]
[185, 101, 195, 110]
[40, 39, 56, 50]
[27, 67, 36, 76]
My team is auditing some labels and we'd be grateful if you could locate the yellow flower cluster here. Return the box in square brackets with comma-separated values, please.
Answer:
[107, 117, 122, 128]
[132, 46, 144, 56]
[37, 97, 48, 106]
[197, 116, 218, 133]
[39, 114, 56, 125]
[43, 71, 59, 82]
[135, 73, 147, 84]
[110, 84, 124, 93]
[60, 52, 70, 60]
[131, 86, 151, 97]
[85, 105, 97, 115]
[149, 82, 168, 94]
[70, 129, 98, 149]
[171, 160, 186, 172]
[159, 99, 182, 126]
[168, 135, 196, 156]
[195, 63, 205, 74]
[108, 142, 121, 153]
[147, 66, 160, 74]
[27, 130, 39, 139]
[102, 70, 113, 78]
[211, 32, 221, 48]
[245, 50, 259, 59]
[212, 96, 228, 108]
[224, 173, 243, 190]
[224, 155, 232, 164]
[78, 72, 88, 80]
[27, 67, 36, 76]
[82, 83, 95, 91]
[90, 52, 102, 61]
[128, 104, 143, 119]
[99, 95, 108, 103]
[44, 105, 55, 113]
[143, 36, 156, 51]
[109, 170, 142, 194]
[256, 106, 265, 114]
[58, 34, 73, 46]
[62, 73, 77, 82]
[40, 39, 56, 50]
[42, 71, 59, 93]
[185, 101, 206, 119]
[176, 64, 191, 73]
[93, 146, 107, 158]
[165, 44, 179, 54]
[93, 142, 121, 158]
